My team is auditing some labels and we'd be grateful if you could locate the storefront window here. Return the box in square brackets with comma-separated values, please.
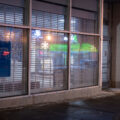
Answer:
[70, 34, 99, 88]
[0, 27, 27, 97]
[30, 30, 68, 93]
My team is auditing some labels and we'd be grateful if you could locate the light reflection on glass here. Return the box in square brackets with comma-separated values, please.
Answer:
[30, 30, 68, 93]
[70, 34, 98, 88]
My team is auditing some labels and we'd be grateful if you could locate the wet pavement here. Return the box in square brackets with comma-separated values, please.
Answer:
[0, 92, 120, 120]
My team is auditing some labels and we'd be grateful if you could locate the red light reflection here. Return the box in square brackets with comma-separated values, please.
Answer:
[3, 51, 10, 56]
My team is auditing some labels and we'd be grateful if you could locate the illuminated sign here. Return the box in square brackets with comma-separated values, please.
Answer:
[80, 43, 98, 52]
[3, 51, 10, 56]
[71, 34, 78, 43]
[50, 44, 67, 52]
[41, 41, 49, 50]
[49, 43, 97, 52]
[32, 30, 43, 39]
[0, 41, 11, 77]
[64, 35, 78, 42]
[46, 34, 52, 41]
[49, 44, 80, 52]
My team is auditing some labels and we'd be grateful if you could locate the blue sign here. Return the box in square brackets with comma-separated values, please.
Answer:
[0, 41, 11, 77]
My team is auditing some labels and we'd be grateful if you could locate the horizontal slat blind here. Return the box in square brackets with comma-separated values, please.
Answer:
[70, 35, 99, 88]
[32, 10, 65, 30]
[102, 40, 110, 87]
[0, 27, 26, 97]
[71, 16, 97, 33]
[0, 4, 24, 25]
[30, 30, 67, 93]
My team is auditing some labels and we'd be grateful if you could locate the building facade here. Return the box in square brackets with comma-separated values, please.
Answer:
[0, 0, 104, 108]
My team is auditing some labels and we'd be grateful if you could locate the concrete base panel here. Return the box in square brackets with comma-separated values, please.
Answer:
[0, 86, 101, 109]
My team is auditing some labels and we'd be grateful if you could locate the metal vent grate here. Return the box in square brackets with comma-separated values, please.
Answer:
[0, 4, 24, 25]
[32, 10, 65, 30]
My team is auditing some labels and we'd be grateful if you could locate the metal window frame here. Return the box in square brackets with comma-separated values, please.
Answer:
[99, 0, 104, 88]
[0, 0, 104, 97]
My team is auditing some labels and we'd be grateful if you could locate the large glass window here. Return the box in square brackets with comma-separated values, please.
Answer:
[30, 30, 68, 93]
[0, 0, 101, 97]
[70, 35, 99, 88]
[0, 27, 27, 97]
[70, 0, 99, 88]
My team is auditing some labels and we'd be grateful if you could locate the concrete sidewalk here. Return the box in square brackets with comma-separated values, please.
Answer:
[0, 90, 120, 120]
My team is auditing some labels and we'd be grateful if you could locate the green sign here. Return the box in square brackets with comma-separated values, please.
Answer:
[49, 43, 97, 52]
[49, 44, 80, 52]
[80, 43, 98, 52]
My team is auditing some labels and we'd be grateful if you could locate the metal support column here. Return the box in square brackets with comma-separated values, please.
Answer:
[67, 0, 72, 90]
[99, 0, 104, 88]
[27, 0, 32, 95]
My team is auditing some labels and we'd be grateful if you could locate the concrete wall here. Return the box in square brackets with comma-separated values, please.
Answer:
[111, 3, 120, 87]
[0, 86, 101, 109]
[116, 24, 120, 87]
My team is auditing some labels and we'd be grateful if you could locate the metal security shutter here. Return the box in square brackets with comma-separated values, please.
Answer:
[71, 16, 97, 33]
[32, 10, 37, 27]
[102, 25, 110, 88]
[0, 27, 26, 97]
[37, 11, 44, 28]
[51, 14, 58, 30]
[0, 4, 24, 25]
[70, 35, 99, 88]
[58, 15, 64, 30]
[82, 19, 96, 33]
[44, 12, 51, 29]
[30, 30, 67, 93]
[71, 17, 82, 32]
[32, 10, 65, 30]
[6, 6, 14, 24]
[71, 0, 99, 89]
[0, 4, 4, 23]
[102, 41, 110, 87]
[14, 7, 23, 25]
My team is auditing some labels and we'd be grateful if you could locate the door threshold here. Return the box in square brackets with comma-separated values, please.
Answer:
[103, 88, 120, 93]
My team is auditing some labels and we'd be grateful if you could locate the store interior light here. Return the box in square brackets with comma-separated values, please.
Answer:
[71, 34, 78, 43]
[5, 32, 15, 40]
[34, 30, 42, 38]
[3, 51, 10, 56]
[59, 19, 64, 22]
[71, 20, 76, 24]
[41, 41, 49, 50]
[46, 34, 52, 41]
[64, 36, 68, 41]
